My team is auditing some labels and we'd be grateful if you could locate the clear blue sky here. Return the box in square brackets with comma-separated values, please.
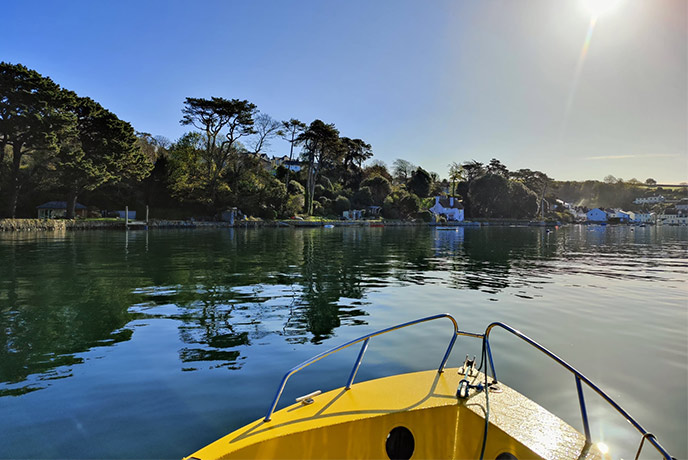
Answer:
[3, 0, 686, 183]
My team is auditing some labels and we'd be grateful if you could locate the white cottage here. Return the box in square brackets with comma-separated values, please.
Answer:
[633, 213, 656, 224]
[586, 208, 608, 222]
[429, 196, 464, 221]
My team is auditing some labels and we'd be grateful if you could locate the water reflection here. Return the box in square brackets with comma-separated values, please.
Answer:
[0, 234, 136, 395]
[1, 226, 686, 395]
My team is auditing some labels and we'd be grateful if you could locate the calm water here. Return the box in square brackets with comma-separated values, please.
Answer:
[0, 226, 686, 459]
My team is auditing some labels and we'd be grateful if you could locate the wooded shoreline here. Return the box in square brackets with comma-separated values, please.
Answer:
[0, 218, 569, 232]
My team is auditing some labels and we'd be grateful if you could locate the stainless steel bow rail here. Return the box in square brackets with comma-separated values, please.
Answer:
[473, 322, 673, 460]
[263, 313, 459, 421]
[262, 314, 672, 459]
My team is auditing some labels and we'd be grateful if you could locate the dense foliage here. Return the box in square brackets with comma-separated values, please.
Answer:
[4, 62, 681, 221]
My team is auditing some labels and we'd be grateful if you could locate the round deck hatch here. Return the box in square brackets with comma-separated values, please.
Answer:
[496, 453, 518, 460]
[385, 426, 414, 460]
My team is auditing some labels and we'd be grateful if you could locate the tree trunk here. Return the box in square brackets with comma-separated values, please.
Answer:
[306, 160, 314, 215]
[66, 188, 78, 219]
[6, 143, 24, 218]
[7, 184, 20, 218]
[284, 135, 295, 197]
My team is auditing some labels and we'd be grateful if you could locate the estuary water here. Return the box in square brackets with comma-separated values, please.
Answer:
[0, 225, 686, 459]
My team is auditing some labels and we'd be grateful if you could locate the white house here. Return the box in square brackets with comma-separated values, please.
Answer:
[429, 196, 464, 221]
[633, 195, 665, 205]
[586, 208, 608, 222]
[633, 213, 656, 224]
[675, 199, 688, 212]
[658, 211, 688, 225]
[658, 215, 688, 225]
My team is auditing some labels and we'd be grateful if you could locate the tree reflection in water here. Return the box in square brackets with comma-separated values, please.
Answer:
[1, 226, 566, 394]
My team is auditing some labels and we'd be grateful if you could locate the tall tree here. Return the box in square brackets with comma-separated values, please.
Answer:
[448, 162, 464, 196]
[280, 118, 306, 196]
[407, 167, 432, 198]
[0, 62, 75, 217]
[180, 97, 256, 207]
[58, 95, 152, 218]
[168, 132, 208, 204]
[461, 160, 485, 182]
[297, 120, 341, 215]
[487, 158, 508, 177]
[340, 137, 373, 188]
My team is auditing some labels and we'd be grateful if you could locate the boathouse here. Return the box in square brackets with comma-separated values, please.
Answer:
[36, 201, 87, 218]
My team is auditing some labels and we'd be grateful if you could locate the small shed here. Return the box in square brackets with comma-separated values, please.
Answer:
[37, 201, 87, 218]
[343, 209, 364, 220]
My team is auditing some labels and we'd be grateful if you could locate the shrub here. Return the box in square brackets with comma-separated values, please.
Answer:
[334, 196, 351, 214]
[288, 181, 305, 195]
[414, 210, 433, 222]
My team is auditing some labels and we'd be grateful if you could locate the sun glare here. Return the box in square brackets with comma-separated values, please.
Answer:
[596, 442, 610, 455]
[583, 0, 622, 17]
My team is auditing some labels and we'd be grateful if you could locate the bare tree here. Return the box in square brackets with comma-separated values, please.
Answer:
[249, 113, 282, 155]
[393, 158, 416, 183]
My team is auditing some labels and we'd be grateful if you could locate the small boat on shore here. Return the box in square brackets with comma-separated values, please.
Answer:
[184, 314, 673, 460]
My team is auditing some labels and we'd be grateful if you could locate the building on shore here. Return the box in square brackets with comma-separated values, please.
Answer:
[37, 201, 87, 218]
[429, 196, 464, 221]
[585, 208, 608, 222]
[633, 213, 656, 224]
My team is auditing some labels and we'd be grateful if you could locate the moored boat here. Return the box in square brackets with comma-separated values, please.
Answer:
[184, 314, 673, 460]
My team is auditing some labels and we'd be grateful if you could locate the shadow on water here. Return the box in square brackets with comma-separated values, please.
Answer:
[1, 226, 685, 396]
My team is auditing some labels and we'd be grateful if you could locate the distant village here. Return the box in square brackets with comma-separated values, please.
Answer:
[553, 195, 688, 225]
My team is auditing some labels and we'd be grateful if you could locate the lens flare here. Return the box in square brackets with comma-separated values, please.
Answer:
[583, 0, 622, 17]
[596, 442, 610, 454]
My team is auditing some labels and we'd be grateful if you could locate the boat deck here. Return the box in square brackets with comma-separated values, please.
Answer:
[185, 368, 604, 460]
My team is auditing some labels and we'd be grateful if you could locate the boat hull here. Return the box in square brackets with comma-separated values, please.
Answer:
[185, 368, 604, 460]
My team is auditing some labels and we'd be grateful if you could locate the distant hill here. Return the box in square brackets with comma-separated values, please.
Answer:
[554, 180, 687, 209]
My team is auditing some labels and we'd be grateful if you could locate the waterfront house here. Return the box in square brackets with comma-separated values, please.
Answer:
[343, 209, 364, 220]
[633, 213, 656, 224]
[658, 209, 688, 225]
[586, 208, 608, 222]
[613, 210, 635, 223]
[36, 201, 87, 218]
[429, 196, 464, 221]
